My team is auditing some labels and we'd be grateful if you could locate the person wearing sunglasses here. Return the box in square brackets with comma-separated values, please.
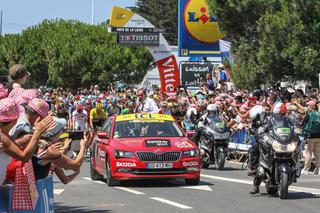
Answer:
[135, 88, 159, 114]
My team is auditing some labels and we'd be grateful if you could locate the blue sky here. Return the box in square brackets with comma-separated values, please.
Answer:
[0, 0, 136, 34]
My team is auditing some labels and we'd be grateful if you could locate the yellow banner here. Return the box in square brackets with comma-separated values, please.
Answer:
[109, 6, 134, 27]
[116, 114, 174, 122]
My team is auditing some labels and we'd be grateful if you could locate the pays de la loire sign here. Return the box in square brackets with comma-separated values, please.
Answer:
[109, 27, 166, 33]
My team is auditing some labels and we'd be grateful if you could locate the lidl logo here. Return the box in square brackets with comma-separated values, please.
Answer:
[183, 0, 224, 43]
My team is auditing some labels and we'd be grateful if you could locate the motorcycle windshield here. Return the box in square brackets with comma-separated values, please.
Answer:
[270, 116, 295, 143]
[208, 121, 227, 133]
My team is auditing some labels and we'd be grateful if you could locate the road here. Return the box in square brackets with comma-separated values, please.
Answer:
[54, 159, 320, 213]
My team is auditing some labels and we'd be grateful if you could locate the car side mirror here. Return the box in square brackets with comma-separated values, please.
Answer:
[97, 132, 108, 139]
[186, 131, 196, 138]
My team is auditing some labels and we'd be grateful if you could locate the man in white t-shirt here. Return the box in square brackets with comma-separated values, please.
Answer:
[72, 104, 88, 131]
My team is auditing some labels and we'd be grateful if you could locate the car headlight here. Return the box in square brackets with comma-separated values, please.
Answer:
[272, 141, 297, 153]
[114, 150, 135, 159]
[183, 149, 199, 157]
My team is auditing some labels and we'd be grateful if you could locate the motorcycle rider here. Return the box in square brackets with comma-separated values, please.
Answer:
[249, 103, 293, 194]
[246, 105, 267, 176]
[193, 104, 220, 145]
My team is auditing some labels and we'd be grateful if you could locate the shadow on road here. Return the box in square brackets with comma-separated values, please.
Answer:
[55, 203, 111, 213]
[118, 179, 214, 188]
[203, 166, 243, 171]
[251, 192, 320, 200]
[286, 192, 320, 200]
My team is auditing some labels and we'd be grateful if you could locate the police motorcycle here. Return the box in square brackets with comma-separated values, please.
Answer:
[198, 104, 231, 170]
[256, 115, 303, 199]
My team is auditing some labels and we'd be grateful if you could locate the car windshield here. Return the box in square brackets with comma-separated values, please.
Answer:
[113, 120, 184, 138]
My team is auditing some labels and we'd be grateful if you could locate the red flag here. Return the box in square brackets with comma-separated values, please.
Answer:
[156, 55, 180, 92]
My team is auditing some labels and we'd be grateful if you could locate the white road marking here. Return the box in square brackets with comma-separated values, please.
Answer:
[114, 187, 145, 195]
[201, 174, 320, 195]
[82, 177, 105, 185]
[54, 189, 65, 195]
[226, 160, 246, 166]
[182, 185, 213, 191]
[150, 197, 192, 209]
[201, 174, 252, 184]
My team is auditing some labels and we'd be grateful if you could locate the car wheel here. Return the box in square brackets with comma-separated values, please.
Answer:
[90, 160, 103, 181]
[215, 152, 226, 171]
[106, 157, 120, 186]
[90, 148, 103, 181]
[185, 177, 200, 186]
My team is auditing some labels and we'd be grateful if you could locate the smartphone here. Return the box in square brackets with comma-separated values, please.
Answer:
[69, 131, 84, 140]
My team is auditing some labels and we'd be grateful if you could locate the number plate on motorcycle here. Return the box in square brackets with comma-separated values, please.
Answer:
[147, 163, 173, 169]
[216, 122, 224, 128]
[277, 128, 291, 134]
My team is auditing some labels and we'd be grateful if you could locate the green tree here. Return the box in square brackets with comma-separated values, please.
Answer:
[131, 0, 178, 45]
[0, 19, 153, 88]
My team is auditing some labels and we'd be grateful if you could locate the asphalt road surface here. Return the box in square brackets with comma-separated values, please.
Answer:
[54, 159, 320, 213]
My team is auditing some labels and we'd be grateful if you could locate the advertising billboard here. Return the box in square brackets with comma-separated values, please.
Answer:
[178, 0, 225, 57]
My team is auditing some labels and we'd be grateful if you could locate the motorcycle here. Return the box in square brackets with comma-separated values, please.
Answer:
[257, 122, 303, 199]
[198, 119, 231, 170]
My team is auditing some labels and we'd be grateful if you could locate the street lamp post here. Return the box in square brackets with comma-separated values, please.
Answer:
[91, 0, 95, 25]
[0, 11, 3, 36]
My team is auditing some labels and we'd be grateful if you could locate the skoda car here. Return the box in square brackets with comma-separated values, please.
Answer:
[90, 113, 201, 186]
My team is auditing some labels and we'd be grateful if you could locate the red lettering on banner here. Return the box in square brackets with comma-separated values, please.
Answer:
[156, 55, 180, 92]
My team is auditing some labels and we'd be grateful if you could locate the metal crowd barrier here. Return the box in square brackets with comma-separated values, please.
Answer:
[0, 176, 55, 213]
[228, 129, 256, 151]
[228, 129, 256, 166]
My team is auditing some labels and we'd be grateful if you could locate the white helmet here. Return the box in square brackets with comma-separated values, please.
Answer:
[272, 103, 287, 115]
[249, 105, 266, 123]
[207, 104, 218, 112]
[186, 108, 197, 119]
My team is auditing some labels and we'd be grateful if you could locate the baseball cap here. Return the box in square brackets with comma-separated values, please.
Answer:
[27, 98, 50, 118]
[8, 64, 30, 80]
[306, 100, 317, 107]
[0, 98, 24, 123]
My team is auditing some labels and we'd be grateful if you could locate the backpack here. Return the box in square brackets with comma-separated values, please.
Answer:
[305, 111, 320, 136]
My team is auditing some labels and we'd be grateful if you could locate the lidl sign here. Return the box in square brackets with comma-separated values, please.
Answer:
[178, 0, 225, 57]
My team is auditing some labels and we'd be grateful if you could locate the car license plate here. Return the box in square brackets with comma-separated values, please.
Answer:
[147, 163, 173, 169]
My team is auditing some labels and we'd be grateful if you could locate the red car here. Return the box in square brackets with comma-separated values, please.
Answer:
[90, 113, 201, 186]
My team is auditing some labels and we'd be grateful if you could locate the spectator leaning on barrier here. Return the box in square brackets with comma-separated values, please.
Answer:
[5, 117, 92, 183]
[0, 98, 54, 185]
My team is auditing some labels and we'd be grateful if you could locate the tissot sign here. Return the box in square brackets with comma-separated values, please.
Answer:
[117, 32, 160, 46]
